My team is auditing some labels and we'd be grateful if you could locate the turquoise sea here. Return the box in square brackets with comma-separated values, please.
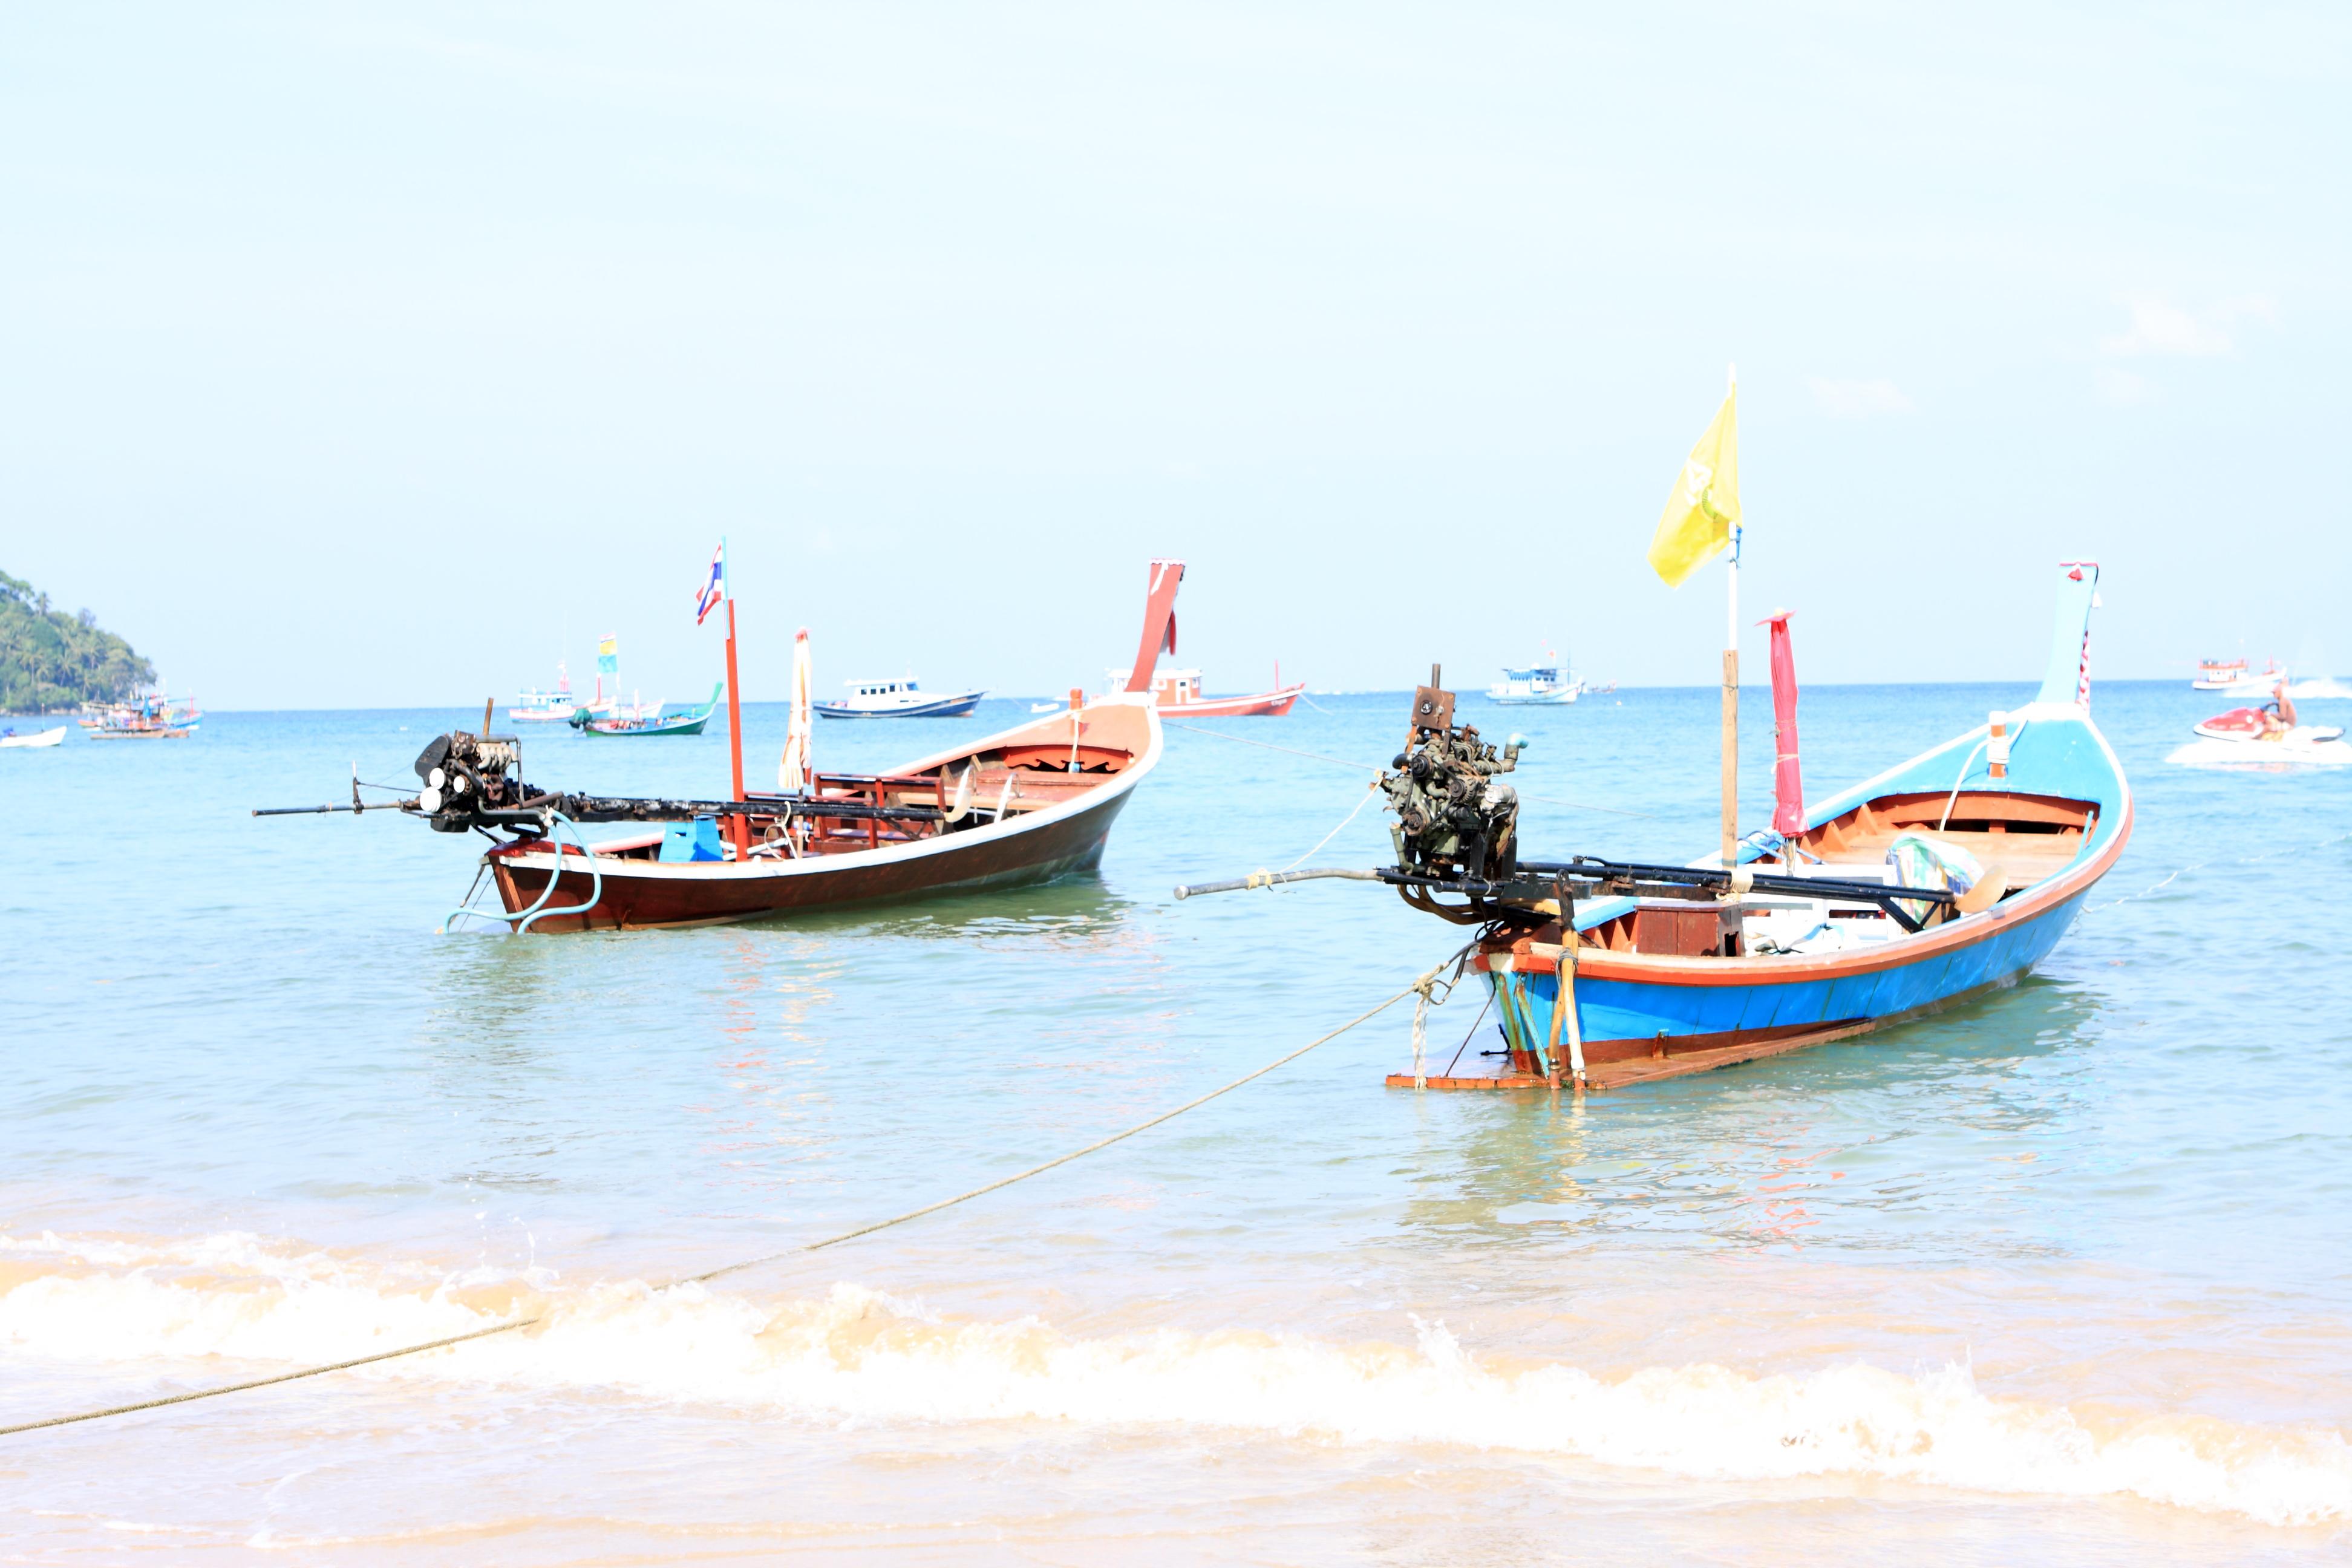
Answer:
[4, 680, 2350, 1562]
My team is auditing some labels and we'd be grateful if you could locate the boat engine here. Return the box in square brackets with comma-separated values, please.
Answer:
[411, 730, 539, 833]
[1380, 668, 1523, 883]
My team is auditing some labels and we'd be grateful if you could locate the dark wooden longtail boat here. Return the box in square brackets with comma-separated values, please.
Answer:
[474, 693, 1164, 932]
[264, 561, 1188, 933]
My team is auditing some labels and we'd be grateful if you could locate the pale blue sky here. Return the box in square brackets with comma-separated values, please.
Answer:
[4, 4, 2345, 707]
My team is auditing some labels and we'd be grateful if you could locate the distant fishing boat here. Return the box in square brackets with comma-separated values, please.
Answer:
[573, 683, 725, 737]
[2194, 656, 2286, 694]
[814, 676, 984, 719]
[1103, 662, 1303, 717]
[1, 725, 66, 749]
[1486, 656, 1583, 705]
[510, 662, 587, 724]
[87, 688, 200, 739]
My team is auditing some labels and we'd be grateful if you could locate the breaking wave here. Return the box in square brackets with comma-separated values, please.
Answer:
[5, 1230, 2350, 1528]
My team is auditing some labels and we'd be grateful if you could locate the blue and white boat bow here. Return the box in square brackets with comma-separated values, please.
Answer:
[1447, 563, 2131, 1091]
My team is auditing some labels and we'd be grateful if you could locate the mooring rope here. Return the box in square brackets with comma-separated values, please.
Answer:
[1163, 720, 1656, 819]
[0, 956, 1469, 1440]
[2083, 828, 2352, 915]
[1278, 779, 1383, 874]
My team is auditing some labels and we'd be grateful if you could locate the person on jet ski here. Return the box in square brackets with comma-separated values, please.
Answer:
[2259, 680, 2299, 740]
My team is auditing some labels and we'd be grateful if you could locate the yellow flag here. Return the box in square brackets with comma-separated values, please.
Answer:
[1645, 383, 1740, 587]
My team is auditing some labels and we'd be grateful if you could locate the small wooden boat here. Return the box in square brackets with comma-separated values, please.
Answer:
[814, 677, 985, 719]
[476, 697, 1161, 929]
[1431, 564, 2131, 1089]
[0, 725, 67, 749]
[256, 562, 1193, 932]
[572, 683, 724, 736]
[1177, 563, 2132, 1091]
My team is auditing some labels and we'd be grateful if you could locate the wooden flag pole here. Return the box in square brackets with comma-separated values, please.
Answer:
[722, 540, 750, 858]
[1719, 364, 1740, 875]
[1722, 560, 1739, 874]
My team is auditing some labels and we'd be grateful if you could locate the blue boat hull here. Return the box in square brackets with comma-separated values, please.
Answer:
[1480, 880, 2094, 1078]
[814, 693, 983, 719]
[1412, 561, 2133, 1091]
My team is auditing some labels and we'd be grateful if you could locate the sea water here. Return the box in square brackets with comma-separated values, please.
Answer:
[3, 683, 2349, 1563]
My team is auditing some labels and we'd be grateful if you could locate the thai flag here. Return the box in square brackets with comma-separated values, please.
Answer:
[694, 544, 726, 625]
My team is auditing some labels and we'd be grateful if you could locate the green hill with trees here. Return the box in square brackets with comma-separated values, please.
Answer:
[1, 569, 155, 713]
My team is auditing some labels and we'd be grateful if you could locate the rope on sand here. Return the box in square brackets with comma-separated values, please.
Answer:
[0, 955, 1470, 1440]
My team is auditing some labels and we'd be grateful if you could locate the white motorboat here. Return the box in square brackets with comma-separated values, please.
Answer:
[0, 725, 67, 749]
[814, 677, 985, 719]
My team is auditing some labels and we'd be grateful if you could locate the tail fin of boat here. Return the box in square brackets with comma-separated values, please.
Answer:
[2035, 561, 2100, 709]
[1123, 560, 1186, 694]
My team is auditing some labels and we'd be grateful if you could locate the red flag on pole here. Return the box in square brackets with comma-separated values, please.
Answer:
[1760, 610, 1803, 837]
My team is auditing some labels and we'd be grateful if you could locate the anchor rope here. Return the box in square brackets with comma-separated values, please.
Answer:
[1279, 779, 1383, 874]
[0, 952, 1470, 1441]
[1162, 721, 1656, 818]
[2082, 828, 2352, 915]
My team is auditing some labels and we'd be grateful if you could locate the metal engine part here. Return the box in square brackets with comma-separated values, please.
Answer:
[413, 730, 538, 832]
[1379, 666, 1524, 884]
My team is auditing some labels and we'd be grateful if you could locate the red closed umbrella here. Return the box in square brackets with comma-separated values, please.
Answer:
[1760, 610, 1803, 837]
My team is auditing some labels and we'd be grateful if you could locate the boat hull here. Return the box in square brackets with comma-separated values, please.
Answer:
[1158, 684, 1304, 718]
[577, 713, 714, 736]
[815, 692, 984, 719]
[483, 699, 1159, 931]
[1455, 871, 2105, 1091]
[1406, 566, 2134, 1091]
[490, 789, 1131, 930]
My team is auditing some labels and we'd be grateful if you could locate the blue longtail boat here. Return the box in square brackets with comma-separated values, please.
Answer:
[1173, 562, 2130, 1091]
[1427, 561, 2130, 1090]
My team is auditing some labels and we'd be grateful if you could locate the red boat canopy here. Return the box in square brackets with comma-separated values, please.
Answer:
[1761, 609, 1803, 835]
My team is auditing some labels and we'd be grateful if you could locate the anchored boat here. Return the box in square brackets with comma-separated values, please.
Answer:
[1104, 658, 1303, 717]
[814, 677, 985, 719]
[85, 688, 200, 739]
[572, 682, 725, 736]
[2194, 656, 2287, 694]
[1178, 563, 2131, 1090]
[1486, 660, 1583, 705]
[258, 561, 1188, 932]
[511, 662, 589, 724]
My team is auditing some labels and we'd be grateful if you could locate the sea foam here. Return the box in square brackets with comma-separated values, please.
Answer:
[5, 1231, 2348, 1528]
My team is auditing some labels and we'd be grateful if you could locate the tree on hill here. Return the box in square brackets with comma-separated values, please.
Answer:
[0, 569, 155, 712]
